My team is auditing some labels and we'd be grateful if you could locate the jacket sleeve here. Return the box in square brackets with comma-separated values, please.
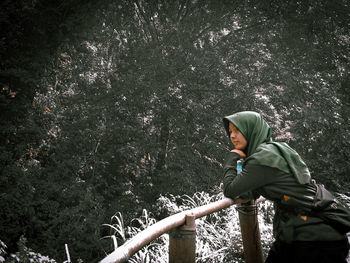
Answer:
[222, 152, 272, 199]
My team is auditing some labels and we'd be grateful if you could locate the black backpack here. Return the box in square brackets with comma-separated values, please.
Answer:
[312, 183, 350, 234]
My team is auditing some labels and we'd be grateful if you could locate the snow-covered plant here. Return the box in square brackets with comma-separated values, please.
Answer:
[3, 236, 56, 263]
[102, 209, 168, 263]
[0, 240, 7, 263]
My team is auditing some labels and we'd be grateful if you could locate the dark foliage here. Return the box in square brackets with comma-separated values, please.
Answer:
[0, 0, 349, 262]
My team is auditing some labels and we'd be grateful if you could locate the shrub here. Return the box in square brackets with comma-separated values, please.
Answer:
[1, 236, 56, 263]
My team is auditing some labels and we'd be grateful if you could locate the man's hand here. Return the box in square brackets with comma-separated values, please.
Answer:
[230, 149, 246, 158]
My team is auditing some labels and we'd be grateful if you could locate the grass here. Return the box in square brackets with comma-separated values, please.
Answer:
[103, 191, 275, 263]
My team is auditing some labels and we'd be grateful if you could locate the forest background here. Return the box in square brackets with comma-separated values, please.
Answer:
[1, 0, 349, 262]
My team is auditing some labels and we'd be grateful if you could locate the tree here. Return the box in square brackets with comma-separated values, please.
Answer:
[1, 0, 349, 261]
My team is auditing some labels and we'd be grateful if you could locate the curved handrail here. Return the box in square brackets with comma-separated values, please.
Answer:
[100, 197, 247, 263]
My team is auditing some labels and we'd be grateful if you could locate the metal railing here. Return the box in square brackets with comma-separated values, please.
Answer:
[100, 197, 264, 263]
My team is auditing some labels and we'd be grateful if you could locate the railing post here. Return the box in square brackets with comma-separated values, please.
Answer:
[169, 213, 196, 263]
[237, 200, 264, 263]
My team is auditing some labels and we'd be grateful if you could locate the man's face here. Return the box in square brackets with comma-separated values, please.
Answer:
[229, 122, 247, 151]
